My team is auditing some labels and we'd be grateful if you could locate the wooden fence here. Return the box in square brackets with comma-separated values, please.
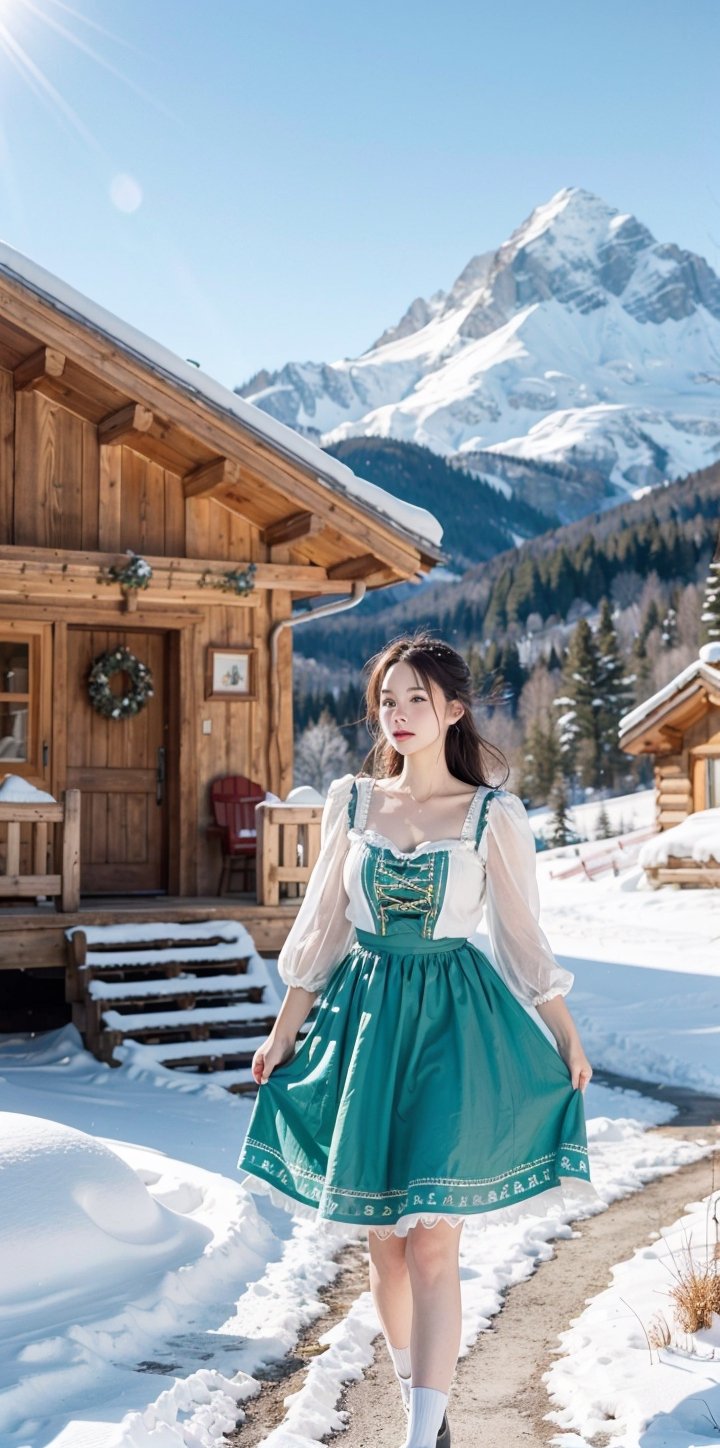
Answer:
[548, 826, 657, 882]
[0, 788, 81, 911]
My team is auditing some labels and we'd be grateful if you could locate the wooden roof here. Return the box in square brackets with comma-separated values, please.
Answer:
[618, 652, 720, 756]
[0, 243, 445, 592]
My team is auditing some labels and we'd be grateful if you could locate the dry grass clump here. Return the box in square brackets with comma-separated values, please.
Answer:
[646, 1311, 672, 1349]
[626, 1176, 720, 1360]
[662, 1184, 720, 1336]
[667, 1245, 720, 1332]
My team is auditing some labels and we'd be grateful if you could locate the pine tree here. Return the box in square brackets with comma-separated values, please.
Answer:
[595, 597, 637, 789]
[700, 556, 720, 645]
[554, 619, 604, 788]
[548, 775, 575, 847]
[520, 718, 563, 803]
[594, 801, 613, 839]
[661, 586, 680, 648]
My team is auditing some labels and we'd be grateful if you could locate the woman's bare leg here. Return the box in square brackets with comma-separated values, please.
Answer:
[368, 1226, 413, 1349]
[404, 1220, 464, 1392]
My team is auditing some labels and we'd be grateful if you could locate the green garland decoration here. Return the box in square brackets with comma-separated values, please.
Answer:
[87, 646, 155, 720]
[101, 550, 154, 590]
[198, 561, 257, 595]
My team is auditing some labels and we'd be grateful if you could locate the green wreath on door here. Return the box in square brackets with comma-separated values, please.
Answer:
[87, 646, 155, 720]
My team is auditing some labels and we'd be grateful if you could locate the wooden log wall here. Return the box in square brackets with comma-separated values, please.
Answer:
[653, 698, 720, 824]
[654, 759, 692, 827]
[0, 369, 295, 896]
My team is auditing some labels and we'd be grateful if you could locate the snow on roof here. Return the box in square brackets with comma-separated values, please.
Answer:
[0, 240, 443, 553]
[618, 643, 720, 737]
[638, 806, 720, 868]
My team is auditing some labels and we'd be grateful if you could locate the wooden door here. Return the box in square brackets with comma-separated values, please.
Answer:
[66, 629, 169, 894]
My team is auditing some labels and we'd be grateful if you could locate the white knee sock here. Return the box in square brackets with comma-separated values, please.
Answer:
[385, 1338, 412, 1410]
[403, 1385, 448, 1447]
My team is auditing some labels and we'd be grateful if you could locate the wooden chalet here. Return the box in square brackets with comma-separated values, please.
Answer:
[618, 642, 720, 887]
[0, 243, 443, 1075]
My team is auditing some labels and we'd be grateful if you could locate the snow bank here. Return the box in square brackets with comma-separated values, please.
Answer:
[0, 1113, 210, 1335]
[638, 807, 720, 868]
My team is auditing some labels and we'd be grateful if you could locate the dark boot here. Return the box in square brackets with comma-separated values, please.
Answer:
[436, 1411, 451, 1447]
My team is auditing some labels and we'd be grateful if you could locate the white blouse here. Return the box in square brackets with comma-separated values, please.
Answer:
[276, 772, 574, 1009]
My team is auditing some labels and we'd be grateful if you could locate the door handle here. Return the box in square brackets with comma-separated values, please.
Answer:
[156, 746, 166, 806]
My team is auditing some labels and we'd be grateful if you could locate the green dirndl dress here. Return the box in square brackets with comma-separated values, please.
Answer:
[237, 779, 597, 1239]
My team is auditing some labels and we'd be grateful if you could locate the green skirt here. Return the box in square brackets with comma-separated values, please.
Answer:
[237, 927, 598, 1238]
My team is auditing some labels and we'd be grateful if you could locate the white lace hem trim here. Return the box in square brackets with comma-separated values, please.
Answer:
[238, 1168, 604, 1241]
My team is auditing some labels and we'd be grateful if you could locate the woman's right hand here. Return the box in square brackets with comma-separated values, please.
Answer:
[251, 1032, 296, 1086]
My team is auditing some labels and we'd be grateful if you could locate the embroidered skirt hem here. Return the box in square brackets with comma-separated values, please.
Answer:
[238, 1164, 604, 1240]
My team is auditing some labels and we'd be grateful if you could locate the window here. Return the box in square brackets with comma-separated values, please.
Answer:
[0, 626, 51, 786]
[0, 640, 30, 762]
[707, 757, 720, 809]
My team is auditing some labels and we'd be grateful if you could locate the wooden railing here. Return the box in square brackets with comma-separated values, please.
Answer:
[255, 801, 323, 906]
[548, 826, 657, 881]
[0, 788, 81, 911]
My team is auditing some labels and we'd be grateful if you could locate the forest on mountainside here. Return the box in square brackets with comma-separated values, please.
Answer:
[290, 459, 720, 819]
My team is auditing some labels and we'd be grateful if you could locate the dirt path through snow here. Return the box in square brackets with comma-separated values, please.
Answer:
[233, 1080, 720, 1447]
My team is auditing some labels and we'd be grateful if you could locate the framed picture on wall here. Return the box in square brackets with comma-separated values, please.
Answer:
[205, 647, 257, 700]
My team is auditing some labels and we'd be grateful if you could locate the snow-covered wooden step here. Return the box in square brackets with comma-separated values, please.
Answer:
[66, 918, 283, 1082]
[138, 1034, 271, 1063]
[88, 970, 267, 1003]
[101, 1000, 277, 1034]
[199, 1065, 257, 1093]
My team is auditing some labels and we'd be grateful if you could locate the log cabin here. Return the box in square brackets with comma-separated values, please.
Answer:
[618, 641, 720, 887]
[0, 242, 444, 1063]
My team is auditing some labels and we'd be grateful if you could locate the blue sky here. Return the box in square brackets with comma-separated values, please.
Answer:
[0, 0, 717, 391]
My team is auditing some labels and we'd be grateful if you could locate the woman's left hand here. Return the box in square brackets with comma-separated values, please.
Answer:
[534, 997, 593, 1093]
[559, 1043, 593, 1092]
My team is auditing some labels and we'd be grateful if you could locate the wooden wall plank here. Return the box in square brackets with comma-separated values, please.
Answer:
[119, 447, 142, 552]
[54, 405, 83, 547]
[146, 460, 168, 554]
[164, 473, 185, 556]
[178, 623, 199, 893]
[185, 496, 211, 558]
[51, 620, 68, 802]
[0, 368, 14, 543]
[98, 444, 122, 550]
[81, 417, 100, 551]
[15, 390, 55, 546]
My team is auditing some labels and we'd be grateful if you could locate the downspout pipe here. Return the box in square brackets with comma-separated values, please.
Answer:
[269, 580, 367, 787]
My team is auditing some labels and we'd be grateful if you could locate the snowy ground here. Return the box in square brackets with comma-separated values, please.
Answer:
[0, 790, 718, 1448]
[544, 1188, 720, 1448]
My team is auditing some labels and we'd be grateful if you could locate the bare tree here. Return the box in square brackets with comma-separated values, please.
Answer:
[294, 709, 352, 793]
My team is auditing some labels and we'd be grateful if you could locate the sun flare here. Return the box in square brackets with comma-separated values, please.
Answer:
[0, 0, 176, 151]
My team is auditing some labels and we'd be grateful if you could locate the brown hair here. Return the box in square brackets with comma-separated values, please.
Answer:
[359, 629, 510, 787]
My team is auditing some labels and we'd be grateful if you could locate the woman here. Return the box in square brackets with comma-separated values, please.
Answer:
[237, 631, 599, 1448]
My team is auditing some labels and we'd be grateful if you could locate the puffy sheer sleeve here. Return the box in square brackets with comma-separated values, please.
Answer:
[482, 789, 574, 1008]
[276, 772, 357, 994]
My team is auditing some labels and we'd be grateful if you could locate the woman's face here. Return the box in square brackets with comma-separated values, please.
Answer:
[378, 659, 463, 755]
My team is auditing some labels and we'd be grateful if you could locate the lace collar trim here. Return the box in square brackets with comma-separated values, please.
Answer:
[351, 775, 491, 858]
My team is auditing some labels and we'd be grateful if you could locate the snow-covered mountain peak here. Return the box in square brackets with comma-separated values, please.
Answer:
[500, 186, 628, 261]
[237, 187, 720, 517]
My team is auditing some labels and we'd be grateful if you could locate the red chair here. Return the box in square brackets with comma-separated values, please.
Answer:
[209, 775, 266, 895]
